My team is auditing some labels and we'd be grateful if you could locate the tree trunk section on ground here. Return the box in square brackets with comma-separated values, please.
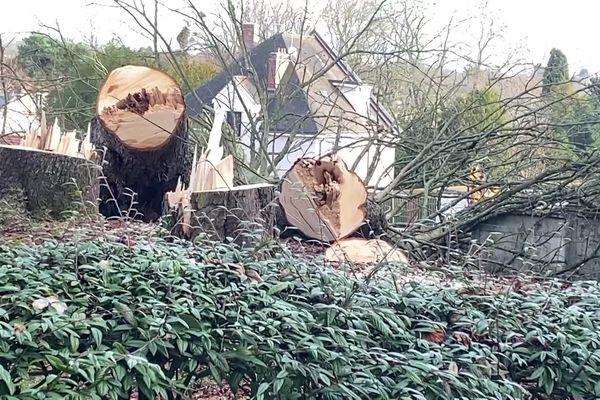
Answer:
[325, 238, 408, 265]
[163, 183, 276, 246]
[0, 145, 98, 219]
[277, 155, 388, 242]
[91, 65, 191, 222]
[277, 195, 388, 240]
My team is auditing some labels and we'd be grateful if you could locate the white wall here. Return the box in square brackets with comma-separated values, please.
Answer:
[267, 133, 321, 176]
[0, 93, 40, 136]
[210, 80, 395, 188]
[270, 131, 395, 188]
[437, 193, 470, 222]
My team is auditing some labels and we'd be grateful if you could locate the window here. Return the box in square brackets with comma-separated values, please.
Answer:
[226, 111, 242, 136]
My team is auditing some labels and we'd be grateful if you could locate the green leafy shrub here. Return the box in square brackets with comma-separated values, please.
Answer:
[0, 237, 600, 399]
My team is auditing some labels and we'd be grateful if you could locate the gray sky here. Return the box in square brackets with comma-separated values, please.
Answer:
[1, 0, 599, 74]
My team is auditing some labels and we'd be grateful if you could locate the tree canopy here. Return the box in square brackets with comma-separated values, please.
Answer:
[542, 48, 569, 96]
[537, 48, 600, 154]
[395, 87, 509, 188]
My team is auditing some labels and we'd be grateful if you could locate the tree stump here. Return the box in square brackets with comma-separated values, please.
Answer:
[163, 183, 276, 246]
[91, 65, 191, 222]
[0, 145, 99, 219]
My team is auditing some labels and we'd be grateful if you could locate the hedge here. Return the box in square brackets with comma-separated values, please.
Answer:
[0, 237, 599, 399]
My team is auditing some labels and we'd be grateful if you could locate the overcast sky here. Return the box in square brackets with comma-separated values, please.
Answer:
[1, 0, 599, 74]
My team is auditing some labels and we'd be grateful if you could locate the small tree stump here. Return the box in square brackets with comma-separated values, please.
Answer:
[163, 183, 276, 246]
[0, 145, 99, 219]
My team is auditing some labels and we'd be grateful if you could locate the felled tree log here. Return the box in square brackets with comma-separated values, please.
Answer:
[277, 195, 388, 240]
[325, 238, 408, 265]
[163, 183, 276, 246]
[278, 155, 387, 242]
[91, 65, 190, 222]
[0, 145, 98, 219]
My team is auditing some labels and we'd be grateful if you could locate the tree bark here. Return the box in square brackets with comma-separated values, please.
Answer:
[0, 145, 98, 219]
[351, 195, 389, 238]
[90, 116, 190, 222]
[163, 183, 276, 246]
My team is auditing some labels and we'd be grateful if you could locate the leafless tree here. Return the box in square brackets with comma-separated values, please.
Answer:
[0, 35, 8, 137]
[9, 0, 600, 274]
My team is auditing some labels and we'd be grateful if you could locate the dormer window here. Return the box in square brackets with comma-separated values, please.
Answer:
[330, 80, 372, 117]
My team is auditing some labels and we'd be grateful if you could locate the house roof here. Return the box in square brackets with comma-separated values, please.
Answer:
[185, 31, 397, 135]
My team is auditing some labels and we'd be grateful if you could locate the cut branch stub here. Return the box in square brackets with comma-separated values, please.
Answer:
[96, 65, 184, 151]
[279, 155, 368, 242]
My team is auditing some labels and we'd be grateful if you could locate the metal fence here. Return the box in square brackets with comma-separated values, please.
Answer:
[377, 187, 474, 226]
[379, 190, 441, 226]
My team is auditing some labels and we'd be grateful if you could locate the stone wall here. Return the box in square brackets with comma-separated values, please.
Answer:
[470, 211, 600, 279]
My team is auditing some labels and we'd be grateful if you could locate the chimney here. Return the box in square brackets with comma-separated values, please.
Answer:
[242, 23, 255, 51]
[267, 49, 290, 92]
[266, 52, 277, 91]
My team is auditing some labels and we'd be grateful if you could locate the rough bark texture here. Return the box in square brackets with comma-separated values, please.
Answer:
[90, 115, 191, 222]
[0, 145, 98, 219]
[164, 183, 276, 247]
[351, 195, 389, 238]
[276, 194, 388, 241]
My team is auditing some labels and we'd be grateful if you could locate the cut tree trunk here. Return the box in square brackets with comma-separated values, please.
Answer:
[0, 145, 98, 219]
[277, 155, 380, 243]
[91, 65, 190, 222]
[163, 183, 276, 246]
[277, 195, 388, 240]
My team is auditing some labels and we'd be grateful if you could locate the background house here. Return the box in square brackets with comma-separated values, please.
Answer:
[0, 89, 41, 144]
[185, 25, 398, 189]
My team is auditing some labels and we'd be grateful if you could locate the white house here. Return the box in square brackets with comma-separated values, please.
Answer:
[0, 90, 41, 143]
[184, 25, 399, 189]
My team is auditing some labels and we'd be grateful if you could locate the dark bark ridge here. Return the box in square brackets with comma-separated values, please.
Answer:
[0, 145, 98, 219]
[90, 115, 191, 222]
